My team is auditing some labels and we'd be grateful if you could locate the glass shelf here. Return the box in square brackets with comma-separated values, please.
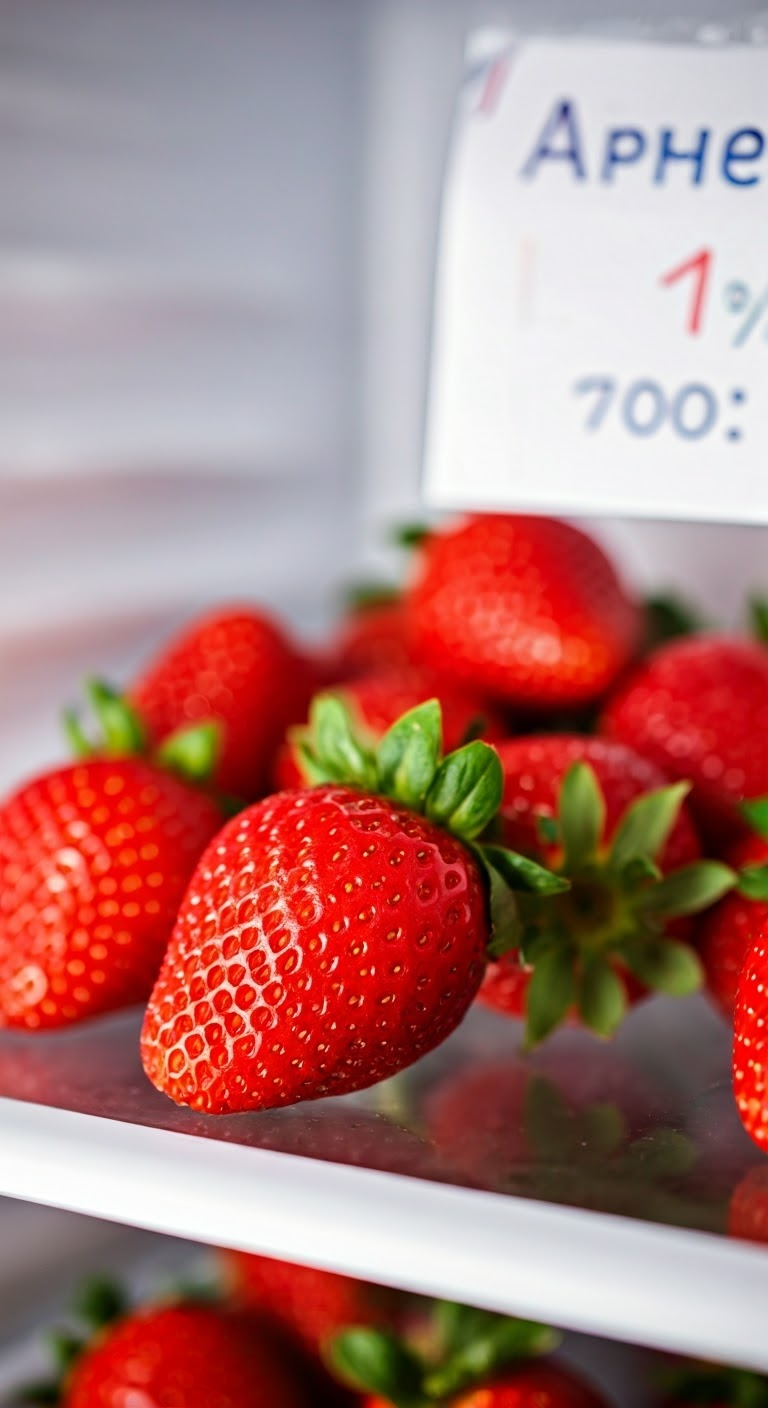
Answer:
[1, 993, 767, 1370]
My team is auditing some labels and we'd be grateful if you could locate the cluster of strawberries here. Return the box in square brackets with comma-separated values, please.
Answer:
[20, 1248, 754, 1408]
[2, 514, 768, 1151]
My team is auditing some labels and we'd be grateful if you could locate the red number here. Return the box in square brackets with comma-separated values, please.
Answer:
[660, 248, 713, 336]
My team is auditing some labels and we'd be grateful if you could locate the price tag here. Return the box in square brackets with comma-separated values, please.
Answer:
[423, 35, 768, 523]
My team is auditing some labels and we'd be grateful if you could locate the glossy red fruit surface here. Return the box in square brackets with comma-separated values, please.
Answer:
[224, 1251, 395, 1354]
[0, 759, 223, 1030]
[478, 736, 700, 1020]
[603, 636, 768, 845]
[733, 929, 768, 1151]
[131, 605, 316, 799]
[330, 600, 417, 679]
[274, 668, 506, 790]
[405, 516, 641, 708]
[64, 1302, 307, 1408]
[141, 786, 488, 1113]
[364, 1362, 609, 1408]
[699, 834, 768, 1017]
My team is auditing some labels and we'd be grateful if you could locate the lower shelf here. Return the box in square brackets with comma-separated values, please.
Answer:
[0, 995, 765, 1367]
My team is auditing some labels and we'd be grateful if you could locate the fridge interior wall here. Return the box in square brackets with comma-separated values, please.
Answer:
[1, 0, 767, 1309]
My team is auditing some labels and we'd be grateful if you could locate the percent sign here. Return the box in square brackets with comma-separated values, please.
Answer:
[660, 248, 768, 346]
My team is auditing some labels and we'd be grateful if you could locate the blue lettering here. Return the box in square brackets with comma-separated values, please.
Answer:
[520, 99, 587, 181]
[722, 127, 765, 185]
[601, 128, 647, 182]
[654, 127, 710, 185]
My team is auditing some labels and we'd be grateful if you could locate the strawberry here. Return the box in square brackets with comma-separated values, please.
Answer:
[329, 589, 417, 679]
[330, 1299, 608, 1408]
[733, 925, 768, 1151]
[0, 685, 223, 1030]
[274, 667, 506, 790]
[602, 636, 768, 846]
[694, 797, 768, 1018]
[222, 1251, 397, 1358]
[64, 1301, 306, 1408]
[404, 515, 642, 708]
[474, 736, 732, 1045]
[141, 696, 563, 1113]
[131, 604, 317, 799]
[16, 1276, 309, 1408]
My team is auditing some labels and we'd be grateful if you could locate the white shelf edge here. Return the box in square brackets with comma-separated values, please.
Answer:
[0, 1096, 766, 1369]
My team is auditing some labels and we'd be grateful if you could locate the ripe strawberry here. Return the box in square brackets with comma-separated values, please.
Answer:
[141, 696, 562, 1113]
[699, 806, 768, 1017]
[404, 515, 642, 708]
[330, 1299, 608, 1408]
[329, 590, 417, 679]
[222, 1251, 397, 1357]
[274, 667, 506, 790]
[733, 926, 768, 1151]
[474, 736, 732, 1045]
[131, 604, 317, 799]
[63, 1301, 307, 1408]
[0, 687, 223, 1030]
[602, 635, 768, 845]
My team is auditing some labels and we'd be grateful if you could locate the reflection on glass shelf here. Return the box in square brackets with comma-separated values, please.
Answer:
[0, 995, 762, 1244]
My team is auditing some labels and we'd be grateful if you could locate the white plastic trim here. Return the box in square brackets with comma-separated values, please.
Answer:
[1, 1095, 766, 1369]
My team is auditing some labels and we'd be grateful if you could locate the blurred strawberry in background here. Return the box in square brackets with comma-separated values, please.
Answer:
[404, 515, 642, 709]
[131, 604, 318, 799]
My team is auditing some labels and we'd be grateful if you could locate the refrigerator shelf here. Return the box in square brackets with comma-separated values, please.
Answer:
[0, 997, 766, 1370]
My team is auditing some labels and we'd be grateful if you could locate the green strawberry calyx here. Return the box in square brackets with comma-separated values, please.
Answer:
[503, 761, 736, 1048]
[63, 679, 221, 787]
[293, 695, 569, 961]
[329, 1300, 559, 1408]
[733, 796, 768, 901]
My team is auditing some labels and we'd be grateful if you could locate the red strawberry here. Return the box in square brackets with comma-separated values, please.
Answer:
[699, 824, 768, 1018]
[141, 696, 560, 1113]
[223, 1252, 397, 1357]
[131, 604, 317, 799]
[63, 1301, 307, 1408]
[474, 736, 730, 1045]
[368, 1365, 609, 1408]
[330, 592, 417, 679]
[602, 635, 768, 846]
[733, 926, 768, 1150]
[274, 667, 506, 790]
[0, 688, 223, 1030]
[405, 515, 641, 708]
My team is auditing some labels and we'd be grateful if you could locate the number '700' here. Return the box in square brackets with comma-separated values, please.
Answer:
[573, 377, 722, 439]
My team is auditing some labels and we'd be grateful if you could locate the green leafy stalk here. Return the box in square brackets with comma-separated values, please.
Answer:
[328, 1300, 560, 1407]
[750, 597, 768, 647]
[62, 679, 222, 789]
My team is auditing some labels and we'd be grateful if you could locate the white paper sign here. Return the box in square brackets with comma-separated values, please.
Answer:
[424, 36, 768, 523]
